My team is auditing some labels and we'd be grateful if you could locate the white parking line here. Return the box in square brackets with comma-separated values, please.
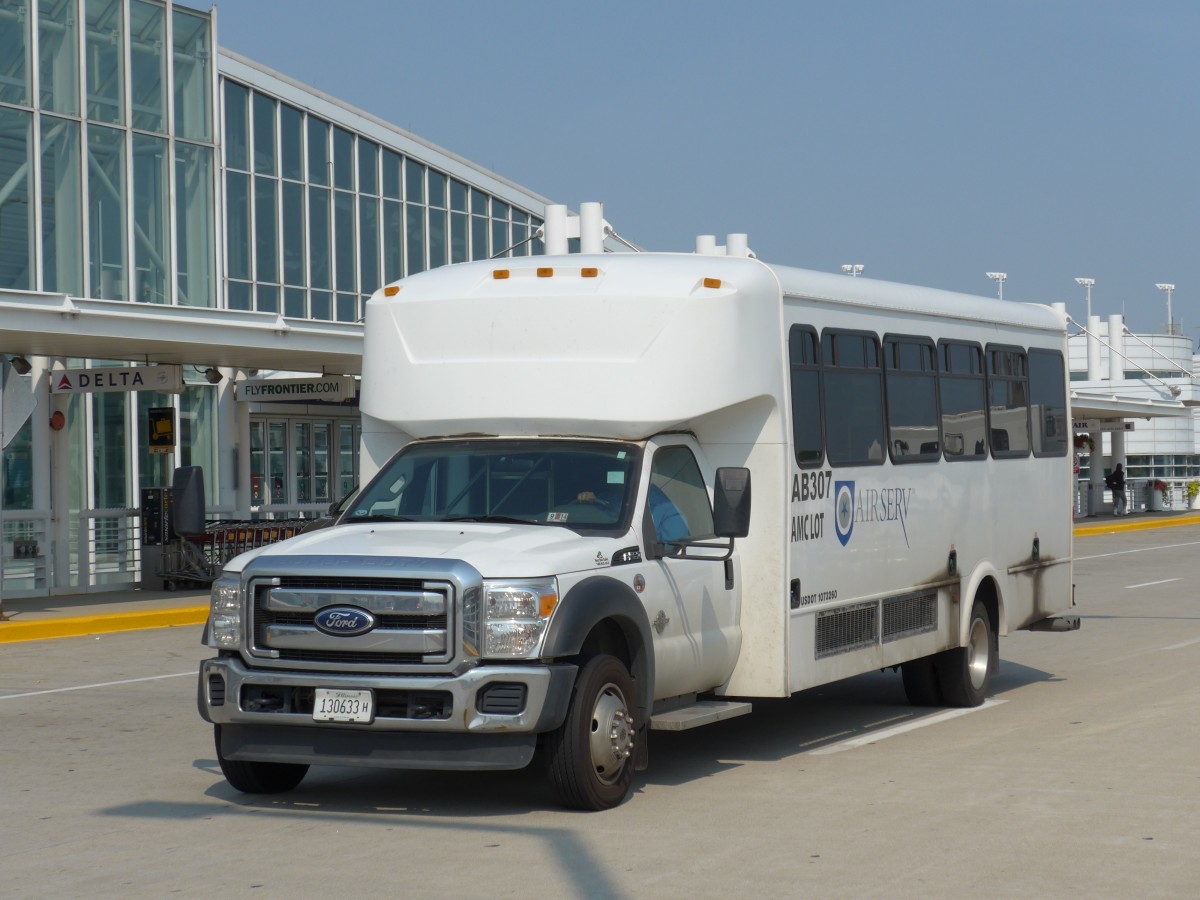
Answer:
[1076, 539, 1200, 562]
[0, 671, 193, 701]
[809, 698, 1006, 755]
[1163, 638, 1200, 651]
[1126, 578, 1183, 589]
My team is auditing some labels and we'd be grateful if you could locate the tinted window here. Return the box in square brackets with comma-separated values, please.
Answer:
[822, 330, 885, 466]
[1029, 349, 1068, 457]
[789, 325, 823, 467]
[884, 336, 940, 462]
[939, 341, 986, 460]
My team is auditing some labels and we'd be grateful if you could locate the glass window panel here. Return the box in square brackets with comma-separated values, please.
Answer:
[279, 103, 303, 180]
[940, 377, 987, 460]
[249, 419, 265, 504]
[427, 170, 446, 208]
[311, 289, 331, 320]
[129, 0, 166, 131]
[450, 179, 467, 212]
[649, 447, 715, 542]
[334, 190, 356, 292]
[256, 283, 278, 313]
[308, 185, 330, 288]
[531, 224, 543, 255]
[0, 0, 30, 105]
[428, 208, 446, 269]
[823, 370, 885, 466]
[789, 326, 823, 466]
[267, 421, 287, 503]
[283, 286, 306, 318]
[359, 196, 379, 295]
[39, 0, 79, 114]
[224, 171, 250, 280]
[333, 127, 354, 190]
[492, 199, 510, 221]
[986, 347, 1030, 458]
[471, 215, 488, 261]
[254, 175, 278, 283]
[0, 107, 33, 291]
[381, 149, 401, 199]
[40, 115, 83, 295]
[338, 423, 356, 498]
[227, 279, 251, 310]
[471, 189, 488, 215]
[382, 199, 402, 282]
[175, 142, 214, 306]
[92, 390, 129, 506]
[1029, 349, 1068, 457]
[86, 0, 124, 124]
[282, 181, 305, 285]
[223, 80, 249, 170]
[406, 204, 425, 274]
[884, 338, 939, 462]
[491, 217, 508, 257]
[307, 117, 328, 185]
[178, 387, 216, 501]
[405, 160, 424, 204]
[295, 423, 312, 502]
[450, 211, 468, 264]
[358, 139, 378, 195]
[132, 134, 170, 303]
[511, 221, 528, 256]
[314, 423, 330, 502]
[172, 9, 211, 139]
[2, 416, 33, 509]
[87, 124, 127, 299]
[252, 92, 277, 175]
[336, 292, 357, 322]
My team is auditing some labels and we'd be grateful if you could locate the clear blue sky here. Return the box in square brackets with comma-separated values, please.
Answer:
[207, 0, 1198, 338]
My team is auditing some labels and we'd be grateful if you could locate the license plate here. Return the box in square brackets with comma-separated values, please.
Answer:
[313, 688, 374, 723]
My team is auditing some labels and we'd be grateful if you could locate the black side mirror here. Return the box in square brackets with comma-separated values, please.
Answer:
[713, 467, 751, 538]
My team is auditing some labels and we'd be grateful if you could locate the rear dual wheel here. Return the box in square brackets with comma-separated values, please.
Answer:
[901, 598, 996, 709]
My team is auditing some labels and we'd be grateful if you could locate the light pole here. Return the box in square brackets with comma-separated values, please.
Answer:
[841, 264, 863, 277]
[1155, 283, 1175, 334]
[986, 272, 1007, 301]
[1075, 277, 1094, 320]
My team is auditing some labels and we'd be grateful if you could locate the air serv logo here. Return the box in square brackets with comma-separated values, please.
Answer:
[834, 480, 915, 548]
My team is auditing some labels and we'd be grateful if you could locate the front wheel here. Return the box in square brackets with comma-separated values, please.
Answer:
[545, 654, 637, 811]
[936, 599, 997, 707]
[214, 725, 309, 794]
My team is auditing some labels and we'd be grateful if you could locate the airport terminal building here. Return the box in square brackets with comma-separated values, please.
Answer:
[0, 0, 551, 597]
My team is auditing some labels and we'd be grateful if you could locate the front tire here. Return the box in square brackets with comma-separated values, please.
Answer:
[546, 654, 637, 811]
[936, 598, 996, 707]
[214, 725, 309, 794]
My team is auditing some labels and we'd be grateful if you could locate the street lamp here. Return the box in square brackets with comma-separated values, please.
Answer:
[986, 272, 1007, 301]
[1155, 283, 1175, 334]
[841, 264, 863, 277]
[1075, 277, 1094, 320]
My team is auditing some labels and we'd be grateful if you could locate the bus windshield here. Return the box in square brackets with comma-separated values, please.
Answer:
[345, 439, 642, 531]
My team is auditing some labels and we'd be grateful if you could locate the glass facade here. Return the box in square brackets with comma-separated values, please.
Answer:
[221, 78, 544, 321]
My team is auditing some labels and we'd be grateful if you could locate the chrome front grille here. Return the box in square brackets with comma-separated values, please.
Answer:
[249, 575, 455, 668]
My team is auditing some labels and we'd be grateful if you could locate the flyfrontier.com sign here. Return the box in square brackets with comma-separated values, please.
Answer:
[235, 377, 357, 403]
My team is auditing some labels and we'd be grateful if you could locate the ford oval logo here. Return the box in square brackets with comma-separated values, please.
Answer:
[314, 606, 376, 637]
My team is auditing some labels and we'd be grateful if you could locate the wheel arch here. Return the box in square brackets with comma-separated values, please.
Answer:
[960, 563, 1005, 643]
[542, 575, 655, 721]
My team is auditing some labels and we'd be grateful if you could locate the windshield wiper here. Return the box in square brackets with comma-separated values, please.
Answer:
[441, 515, 546, 526]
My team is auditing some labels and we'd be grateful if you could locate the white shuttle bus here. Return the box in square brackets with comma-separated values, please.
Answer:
[199, 205, 1079, 810]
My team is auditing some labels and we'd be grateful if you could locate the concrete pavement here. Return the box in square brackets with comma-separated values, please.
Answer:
[3, 508, 1199, 643]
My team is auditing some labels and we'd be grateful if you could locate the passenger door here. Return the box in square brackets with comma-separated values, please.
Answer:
[639, 439, 741, 698]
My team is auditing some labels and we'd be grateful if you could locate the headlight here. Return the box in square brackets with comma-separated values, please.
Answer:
[481, 578, 558, 659]
[208, 575, 243, 649]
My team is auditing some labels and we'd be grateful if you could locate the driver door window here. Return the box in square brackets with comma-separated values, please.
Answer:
[648, 446, 713, 543]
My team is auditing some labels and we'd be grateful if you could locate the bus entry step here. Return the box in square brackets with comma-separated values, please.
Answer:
[650, 700, 753, 731]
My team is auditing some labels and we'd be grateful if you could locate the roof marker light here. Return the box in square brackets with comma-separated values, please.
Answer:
[703, 278, 722, 289]
[581, 267, 599, 278]
[383, 286, 401, 297]
[493, 269, 510, 280]
[537, 267, 554, 278]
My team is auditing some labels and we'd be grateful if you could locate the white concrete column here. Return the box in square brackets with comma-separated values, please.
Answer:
[215, 368, 238, 514]
[1108, 315, 1124, 383]
[1086, 315, 1102, 379]
[48, 360, 72, 592]
[1088, 431, 1105, 515]
[235, 387, 252, 519]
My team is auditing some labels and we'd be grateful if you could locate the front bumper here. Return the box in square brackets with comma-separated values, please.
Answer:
[198, 655, 576, 735]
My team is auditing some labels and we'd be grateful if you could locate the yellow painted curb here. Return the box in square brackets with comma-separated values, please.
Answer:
[1074, 515, 1200, 538]
[0, 606, 208, 644]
